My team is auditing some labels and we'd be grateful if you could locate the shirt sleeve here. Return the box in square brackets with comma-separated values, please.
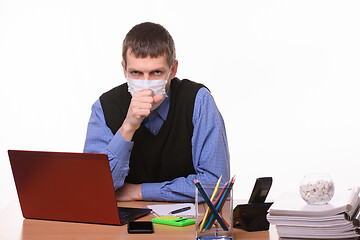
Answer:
[141, 87, 231, 202]
[83, 99, 134, 190]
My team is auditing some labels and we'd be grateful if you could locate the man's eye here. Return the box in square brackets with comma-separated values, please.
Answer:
[131, 71, 140, 75]
[154, 71, 162, 75]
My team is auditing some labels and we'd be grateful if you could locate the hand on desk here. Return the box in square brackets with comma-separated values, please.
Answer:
[115, 183, 143, 201]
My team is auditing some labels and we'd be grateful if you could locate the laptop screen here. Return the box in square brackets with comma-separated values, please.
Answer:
[8, 150, 151, 225]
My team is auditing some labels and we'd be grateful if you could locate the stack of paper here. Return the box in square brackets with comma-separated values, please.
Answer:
[267, 187, 360, 239]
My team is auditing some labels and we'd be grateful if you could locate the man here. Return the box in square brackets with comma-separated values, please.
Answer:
[84, 22, 230, 202]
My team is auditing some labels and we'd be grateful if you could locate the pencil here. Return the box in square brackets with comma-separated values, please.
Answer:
[203, 180, 231, 230]
[204, 176, 235, 230]
[199, 175, 222, 233]
[194, 179, 229, 231]
[201, 180, 230, 231]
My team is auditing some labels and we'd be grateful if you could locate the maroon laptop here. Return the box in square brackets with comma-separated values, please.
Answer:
[8, 150, 151, 225]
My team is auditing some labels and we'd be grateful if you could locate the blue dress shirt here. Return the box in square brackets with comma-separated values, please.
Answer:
[84, 86, 230, 202]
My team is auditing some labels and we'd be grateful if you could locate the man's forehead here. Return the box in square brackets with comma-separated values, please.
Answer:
[126, 48, 167, 60]
[126, 50, 170, 70]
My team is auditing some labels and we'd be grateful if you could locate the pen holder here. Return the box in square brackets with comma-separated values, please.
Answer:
[233, 202, 273, 232]
[195, 184, 233, 240]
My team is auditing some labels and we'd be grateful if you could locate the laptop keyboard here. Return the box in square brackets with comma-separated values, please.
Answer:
[117, 207, 151, 224]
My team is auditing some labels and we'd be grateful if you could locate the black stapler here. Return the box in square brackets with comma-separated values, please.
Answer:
[233, 177, 273, 232]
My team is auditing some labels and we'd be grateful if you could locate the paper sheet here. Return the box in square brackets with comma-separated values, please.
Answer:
[146, 203, 195, 218]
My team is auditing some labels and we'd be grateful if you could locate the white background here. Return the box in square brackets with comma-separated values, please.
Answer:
[1, 0, 359, 214]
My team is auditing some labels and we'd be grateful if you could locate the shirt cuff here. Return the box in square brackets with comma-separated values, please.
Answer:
[107, 130, 134, 159]
[141, 182, 165, 201]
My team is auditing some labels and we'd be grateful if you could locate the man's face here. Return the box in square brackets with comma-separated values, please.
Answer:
[122, 49, 178, 92]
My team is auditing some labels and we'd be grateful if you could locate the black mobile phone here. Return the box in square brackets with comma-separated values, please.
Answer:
[127, 221, 154, 234]
[248, 177, 272, 204]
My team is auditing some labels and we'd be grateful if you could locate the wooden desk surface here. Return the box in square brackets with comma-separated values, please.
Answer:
[0, 200, 278, 240]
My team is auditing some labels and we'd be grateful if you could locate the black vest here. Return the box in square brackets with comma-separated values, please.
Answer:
[99, 78, 205, 183]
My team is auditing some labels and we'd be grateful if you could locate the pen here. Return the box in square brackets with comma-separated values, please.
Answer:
[169, 206, 191, 215]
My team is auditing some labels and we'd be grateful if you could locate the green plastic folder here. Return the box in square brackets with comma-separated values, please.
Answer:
[152, 215, 195, 227]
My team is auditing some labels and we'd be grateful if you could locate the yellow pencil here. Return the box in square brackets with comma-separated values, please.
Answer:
[199, 175, 222, 232]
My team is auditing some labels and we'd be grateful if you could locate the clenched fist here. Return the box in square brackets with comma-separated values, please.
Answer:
[119, 89, 163, 141]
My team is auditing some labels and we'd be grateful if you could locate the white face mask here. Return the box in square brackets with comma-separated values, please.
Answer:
[126, 68, 172, 111]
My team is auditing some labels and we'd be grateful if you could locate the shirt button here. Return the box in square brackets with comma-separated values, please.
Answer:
[153, 130, 157, 134]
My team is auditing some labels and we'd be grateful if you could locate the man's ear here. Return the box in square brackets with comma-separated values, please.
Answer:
[165, 60, 178, 92]
[121, 61, 127, 78]
[170, 60, 178, 79]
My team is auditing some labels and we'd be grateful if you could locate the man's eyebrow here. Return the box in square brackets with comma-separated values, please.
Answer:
[127, 67, 168, 72]
[127, 68, 141, 72]
[150, 67, 167, 72]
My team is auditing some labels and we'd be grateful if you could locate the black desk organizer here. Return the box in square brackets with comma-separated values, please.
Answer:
[233, 176, 274, 232]
[233, 202, 273, 232]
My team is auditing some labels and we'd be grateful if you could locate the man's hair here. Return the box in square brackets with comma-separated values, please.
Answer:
[122, 22, 176, 68]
